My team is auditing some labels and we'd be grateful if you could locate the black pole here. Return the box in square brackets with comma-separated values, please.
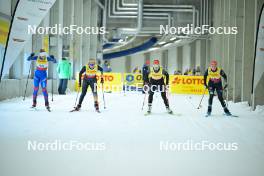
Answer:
[101, 82, 106, 109]
[23, 62, 32, 101]
[251, 3, 264, 95]
[0, 0, 20, 83]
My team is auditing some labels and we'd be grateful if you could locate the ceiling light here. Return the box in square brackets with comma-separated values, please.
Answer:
[170, 37, 176, 41]
[158, 41, 166, 45]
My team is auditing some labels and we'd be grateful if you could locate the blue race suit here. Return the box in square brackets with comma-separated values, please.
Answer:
[27, 53, 56, 106]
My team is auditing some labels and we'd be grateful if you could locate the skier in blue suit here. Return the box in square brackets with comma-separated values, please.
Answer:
[27, 49, 57, 111]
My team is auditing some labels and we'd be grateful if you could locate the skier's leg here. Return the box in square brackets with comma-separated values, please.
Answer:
[77, 80, 88, 109]
[58, 79, 63, 94]
[207, 86, 215, 114]
[40, 76, 49, 107]
[62, 79, 68, 94]
[216, 86, 230, 114]
[160, 84, 172, 113]
[147, 84, 156, 113]
[90, 80, 99, 111]
[32, 73, 40, 107]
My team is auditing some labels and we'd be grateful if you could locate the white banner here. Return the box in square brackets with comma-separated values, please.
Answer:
[2, 0, 56, 77]
[253, 5, 264, 90]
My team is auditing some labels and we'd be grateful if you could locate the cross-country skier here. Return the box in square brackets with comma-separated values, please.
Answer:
[73, 58, 104, 112]
[27, 49, 57, 111]
[204, 60, 232, 116]
[146, 59, 172, 114]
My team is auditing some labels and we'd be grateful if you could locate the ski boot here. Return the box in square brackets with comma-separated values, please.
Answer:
[74, 104, 81, 111]
[224, 107, 231, 116]
[206, 105, 212, 117]
[147, 104, 152, 114]
[45, 102, 51, 112]
[31, 100, 37, 108]
[166, 106, 173, 114]
[94, 101, 100, 113]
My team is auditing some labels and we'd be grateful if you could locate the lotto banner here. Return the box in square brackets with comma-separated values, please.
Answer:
[75, 72, 208, 95]
[169, 75, 208, 95]
[123, 73, 143, 89]
[75, 72, 123, 92]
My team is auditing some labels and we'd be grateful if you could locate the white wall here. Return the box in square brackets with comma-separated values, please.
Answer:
[130, 53, 144, 72]
[167, 47, 177, 74]
[0, 0, 11, 15]
[110, 57, 126, 73]
[195, 40, 201, 67]
[182, 44, 191, 72]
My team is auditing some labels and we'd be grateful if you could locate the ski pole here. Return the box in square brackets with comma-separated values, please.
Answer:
[74, 87, 80, 108]
[197, 88, 206, 109]
[23, 62, 32, 101]
[141, 93, 147, 110]
[101, 82, 106, 109]
[224, 86, 229, 108]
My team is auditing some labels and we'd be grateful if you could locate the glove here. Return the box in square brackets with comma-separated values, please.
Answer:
[100, 77, 104, 84]
[204, 84, 208, 89]
[30, 53, 35, 57]
[50, 55, 54, 58]
[224, 84, 228, 89]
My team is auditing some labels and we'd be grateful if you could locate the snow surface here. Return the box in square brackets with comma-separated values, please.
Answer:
[0, 92, 264, 176]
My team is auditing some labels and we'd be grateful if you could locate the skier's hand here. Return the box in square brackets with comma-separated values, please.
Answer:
[100, 77, 104, 84]
[204, 84, 208, 89]
[50, 55, 54, 58]
[30, 53, 35, 57]
[224, 84, 228, 89]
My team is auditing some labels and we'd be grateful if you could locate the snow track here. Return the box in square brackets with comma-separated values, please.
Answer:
[0, 92, 264, 176]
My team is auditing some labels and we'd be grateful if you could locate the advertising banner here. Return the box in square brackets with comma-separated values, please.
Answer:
[169, 75, 208, 95]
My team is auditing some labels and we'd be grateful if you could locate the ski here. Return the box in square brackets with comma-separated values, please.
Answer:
[205, 114, 239, 117]
[144, 112, 181, 116]
[30, 106, 38, 111]
[205, 113, 211, 117]
[69, 109, 79, 112]
[69, 106, 80, 112]
[223, 113, 239, 117]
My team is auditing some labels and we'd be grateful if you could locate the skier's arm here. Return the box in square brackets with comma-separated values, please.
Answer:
[79, 66, 86, 86]
[220, 69, 227, 82]
[27, 53, 37, 61]
[163, 70, 169, 85]
[220, 69, 228, 88]
[98, 65, 104, 75]
[204, 69, 208, 87]
[47, 55, 57, 63]
[98, 65, 104, 83]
